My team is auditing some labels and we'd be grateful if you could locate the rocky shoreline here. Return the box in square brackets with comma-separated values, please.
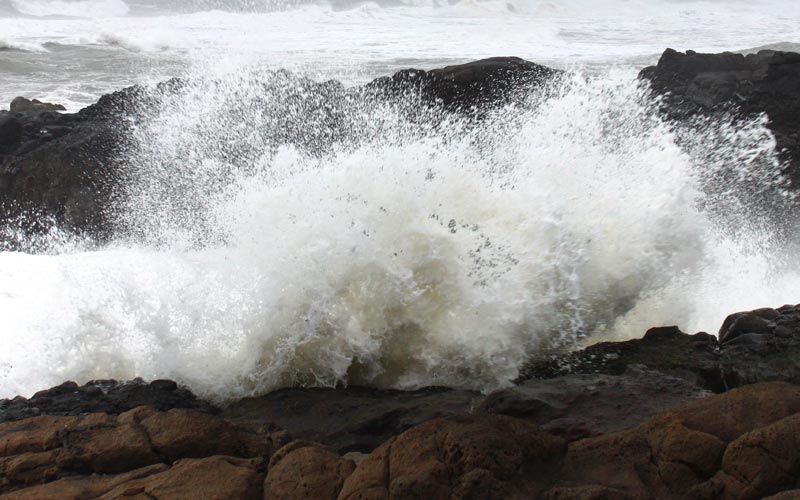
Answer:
[3, 304, 800, 499]
[2, 49, 800, 499]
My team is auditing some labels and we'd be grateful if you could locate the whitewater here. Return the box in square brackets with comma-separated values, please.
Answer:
[1, 0, 800, 401]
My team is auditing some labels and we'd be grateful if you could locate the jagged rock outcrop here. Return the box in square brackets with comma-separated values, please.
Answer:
[0, 379, 217, 423]
[640, 48, 800, 185]
[718, 304, 800, 388]
[521, 326, 723, 391]
[522, 304, 800, 394]
[367, 56, 559, 111]
[4, 51, 799, 245]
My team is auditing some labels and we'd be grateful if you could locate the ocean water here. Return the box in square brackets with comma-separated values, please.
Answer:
[1, 0, 800, 400]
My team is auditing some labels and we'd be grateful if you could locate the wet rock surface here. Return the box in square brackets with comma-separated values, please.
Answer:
[521, 326, 724, 391]
[0, 57, 557, 247]
[367, 56, 559, 111]
[0, 379, 218, 424]
[718, 305, 800, 388]
[640, 48, 800, 184]
[223, 368, 709, 453]
[521, 304, 800, 394]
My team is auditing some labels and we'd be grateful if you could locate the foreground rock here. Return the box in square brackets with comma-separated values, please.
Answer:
[223, 367, 709, 453]
[3, 382, 800, 499]
[0, 405, 288, 498]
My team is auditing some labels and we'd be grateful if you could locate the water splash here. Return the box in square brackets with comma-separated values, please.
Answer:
[0, 69, 797, 401]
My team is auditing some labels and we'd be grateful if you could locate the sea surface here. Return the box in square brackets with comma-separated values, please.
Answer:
[1, 0, 800, 400]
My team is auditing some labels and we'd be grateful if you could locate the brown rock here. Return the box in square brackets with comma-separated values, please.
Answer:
[687, 413, 800, 500]
[139, 408, 284, 462]
[552, 382, 800, 500]
[264, 441, 355, 500]
[764, 491, 800, 500]
[668, 381, 800, 442]
[338, 414, 566, 500]
[0, 464, 168, 500]
[541, 485, 637, 500]
[98, 456, 264, 500]
[0, 406, 286, 495]
[0, 412, 157, 489]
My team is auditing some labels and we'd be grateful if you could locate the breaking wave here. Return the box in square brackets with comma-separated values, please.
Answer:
[1, 67, 798, 401]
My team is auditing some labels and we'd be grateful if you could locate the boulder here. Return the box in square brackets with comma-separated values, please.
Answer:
[9, 97, 66, 113]
[263, 441, 355, 500]
[338, 414, 566, 500]
[718, 304, 800, 387]
[368, 56, 560, 111]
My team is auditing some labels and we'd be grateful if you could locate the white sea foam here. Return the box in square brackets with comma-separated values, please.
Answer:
[1, 0, 799, 109]
[0, 37, 48, 52]
[9, 0, 130, 17]
[1, 69, 797, 401]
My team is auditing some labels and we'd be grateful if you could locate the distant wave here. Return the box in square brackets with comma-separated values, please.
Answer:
[2, 0, 798, 18]
[0, 37, 48, 52]
[7, 0, 130, 17]
[738, 42, 800, 54]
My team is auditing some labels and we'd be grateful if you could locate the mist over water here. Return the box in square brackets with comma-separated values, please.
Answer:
[2, 63, 799, 401]
[2, 0, 800, 110]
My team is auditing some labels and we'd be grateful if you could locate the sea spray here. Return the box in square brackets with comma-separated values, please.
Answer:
[0, 69, 797, 401]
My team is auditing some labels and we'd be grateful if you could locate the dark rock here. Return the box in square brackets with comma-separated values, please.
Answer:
[0, 115, 22, 147]
[9, 97, 66, 113]
[223, 368, 709, 454]
[368, 56, 560, 111]
[719, 311, 776, 344]
[640, 48, 800, 185]
[0, 379, 218, 423]
[479, 366, 711, 441]
[0, 107, 126, 246]
[0, 59, 558, 247]
[222, 386, 481, 454]
[521, 326, 724, 392]
[719, 304, 800, 388]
